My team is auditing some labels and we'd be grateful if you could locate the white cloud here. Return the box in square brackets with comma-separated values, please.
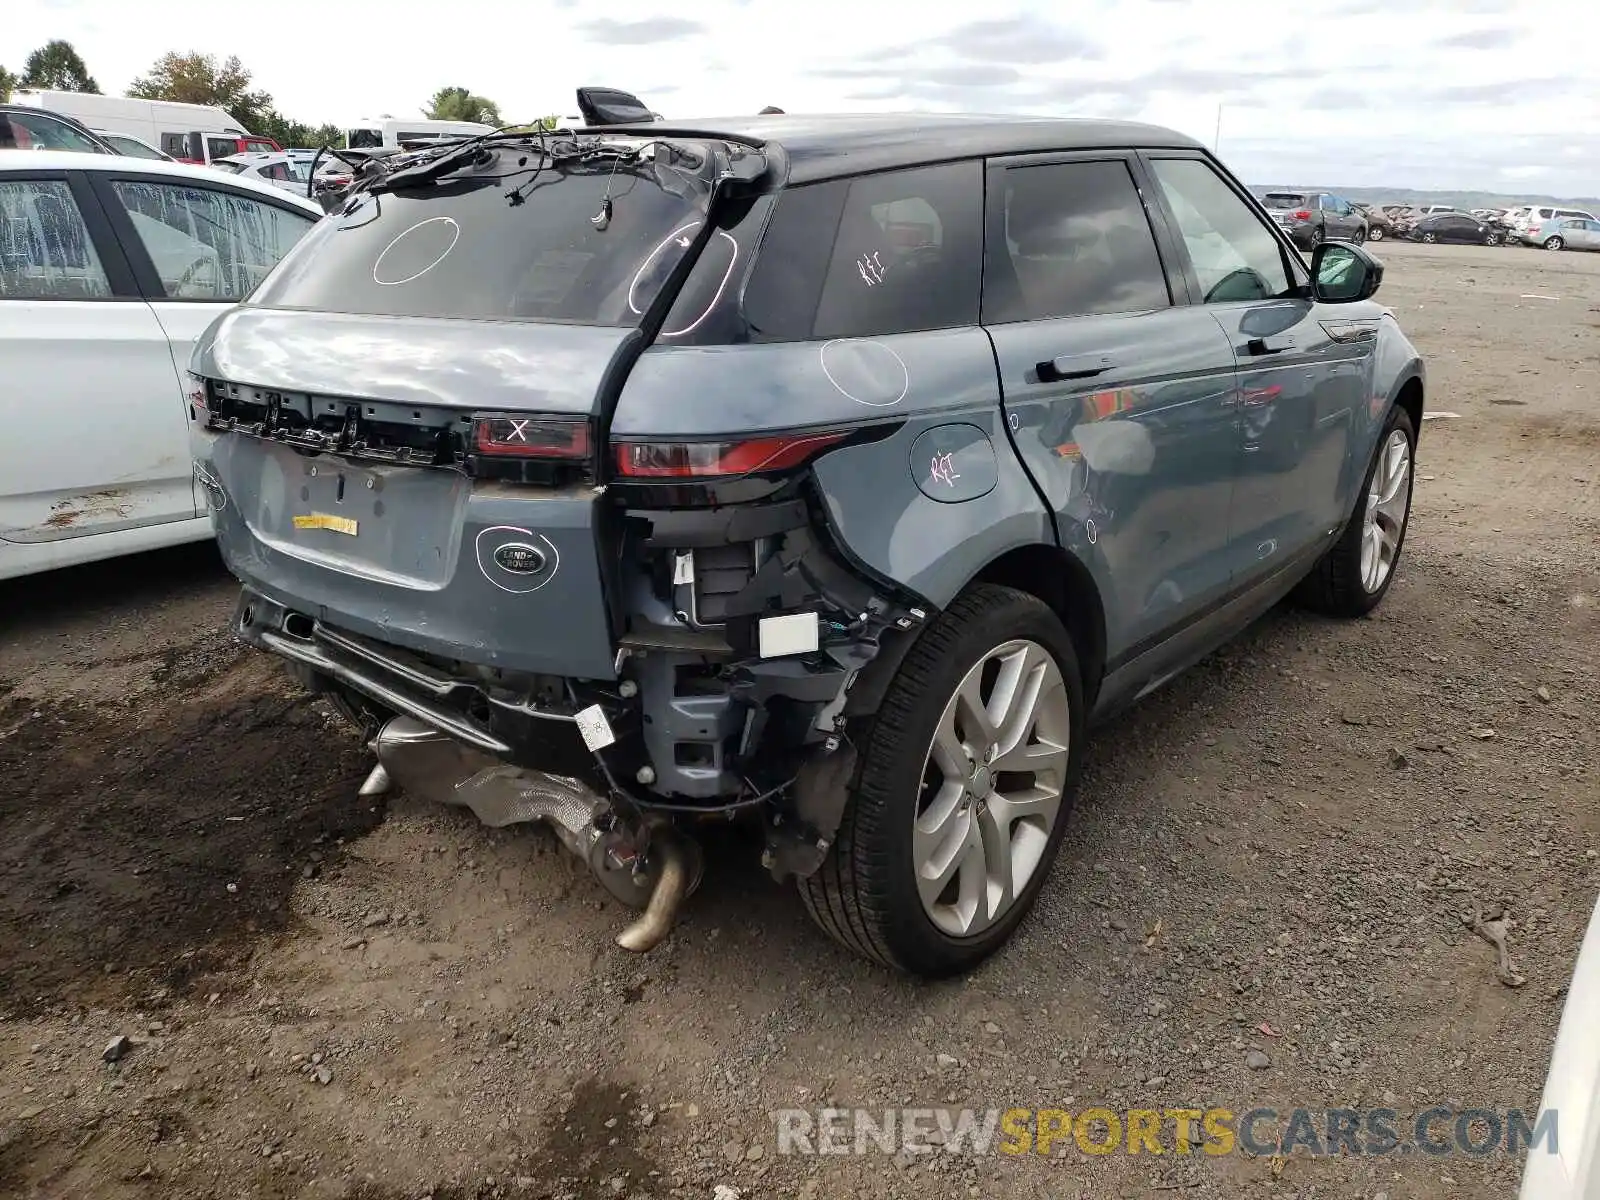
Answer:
[7, 0, 1596, 195]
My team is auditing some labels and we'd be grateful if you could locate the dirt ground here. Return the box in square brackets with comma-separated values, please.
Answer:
[1, 240, 1596, 1200]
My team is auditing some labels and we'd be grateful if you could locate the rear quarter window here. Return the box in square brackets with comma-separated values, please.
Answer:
[739, 160, 982, 342]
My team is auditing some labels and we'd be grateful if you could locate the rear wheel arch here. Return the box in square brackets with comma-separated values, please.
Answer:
[842, 542, 1108, 717]
[968, 543, 1107, 709]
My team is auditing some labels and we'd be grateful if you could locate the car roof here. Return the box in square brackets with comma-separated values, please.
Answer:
[217, 151, 294, 165]
[604, 112, 1204, 183]
[1, 149, 323, 215]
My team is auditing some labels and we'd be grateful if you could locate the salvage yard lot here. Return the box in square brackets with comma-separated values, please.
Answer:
[0, 240, 1596, 1200]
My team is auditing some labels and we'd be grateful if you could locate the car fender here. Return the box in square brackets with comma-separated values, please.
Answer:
[1336, 312, 1424, 516]
[810, 402, 1054, 611]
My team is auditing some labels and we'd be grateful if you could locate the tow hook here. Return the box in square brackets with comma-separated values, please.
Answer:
[363, 716, 701, 952]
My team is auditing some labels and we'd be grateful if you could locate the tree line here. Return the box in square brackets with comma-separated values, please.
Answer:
[1, 39, 512, 149]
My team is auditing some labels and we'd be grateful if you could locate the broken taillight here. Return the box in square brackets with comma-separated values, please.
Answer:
[613, 432, 848, 480]
[473, 414, 591, 458]
[1292, 209, 1312, 220]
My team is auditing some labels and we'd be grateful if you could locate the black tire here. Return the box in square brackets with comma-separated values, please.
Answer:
[1293, 405, 1417, 618]
[1544, 236, 1564, 251]
[1353, 227, 1367, 244]
[1309, 225, 1326, 247]
[1421, 231, 1437, 243]
[1368, 226, 1385, 242]
[1484, 231, 1501, 245]
[798, 584, 1084, 977]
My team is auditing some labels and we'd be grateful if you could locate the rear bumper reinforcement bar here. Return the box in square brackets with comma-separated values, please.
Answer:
[257, 628, 515, 756]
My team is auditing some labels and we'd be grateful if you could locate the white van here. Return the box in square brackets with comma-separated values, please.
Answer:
[344, 117, 496, 151]
[9, 91, 279, 164]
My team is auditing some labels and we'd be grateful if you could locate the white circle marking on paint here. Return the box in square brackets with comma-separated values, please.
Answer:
[372, 216, 461, 286]
[475, 525, 560, 594]
[819, 338, 910, 408]
[628, 220, 705, 315]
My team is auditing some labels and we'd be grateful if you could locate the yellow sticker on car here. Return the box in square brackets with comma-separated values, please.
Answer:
[292, 513, 358, 536]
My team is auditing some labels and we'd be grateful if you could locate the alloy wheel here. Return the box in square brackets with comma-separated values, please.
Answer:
[913, 639, 1071, 938]
[1360, 429, 1412, 594]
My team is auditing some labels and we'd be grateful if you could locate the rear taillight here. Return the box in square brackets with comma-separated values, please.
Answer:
[473, 414, 591, 458]
[1292, 209, 1311, 220]
[614, 432, 848, 480]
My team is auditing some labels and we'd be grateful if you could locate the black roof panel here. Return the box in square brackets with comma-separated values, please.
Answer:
[609, 111, 1205, 183]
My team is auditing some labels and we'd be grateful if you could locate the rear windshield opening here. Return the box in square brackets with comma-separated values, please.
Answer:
[248, 143, 715, 326]
[1263, 193, 1308, 208]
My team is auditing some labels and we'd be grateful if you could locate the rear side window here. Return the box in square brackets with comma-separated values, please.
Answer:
[0, 179, 113, 299]
[0, 111, 104, 155]
[742, 161, 981, 341]
[207, 137, 237, 161]
[983, 159, 1171, 324]
[112, 180, 313, 301]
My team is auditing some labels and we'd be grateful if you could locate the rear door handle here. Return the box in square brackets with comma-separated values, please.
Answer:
[1037, 353, 1114, 382]
[1245, 335, 1295, 356]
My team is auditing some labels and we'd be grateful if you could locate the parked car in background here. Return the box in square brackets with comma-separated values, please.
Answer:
[1260, 190, 1368, 247]
[1516, 205, 1600, 249]
[94, 130, 173, 160]
[190, 111, 1424, 976]
[0, 104, 114, 154]
[1543, 218, 1600, 252]
[213, 151, 312, 196]
[1405, 211, 1505, 245]
[1352, 201, 1393, 241]
[0, 152, 321, 580]
[344, 117, 496, 151]
[1519, 891, 1600, 1199]
[9, 90, 279, 165]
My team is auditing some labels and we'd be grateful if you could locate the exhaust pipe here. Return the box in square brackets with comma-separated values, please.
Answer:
[615, 833, 691, 953]
[367, 716, 696, 951]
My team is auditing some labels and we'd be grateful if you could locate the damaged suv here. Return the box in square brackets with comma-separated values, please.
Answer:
[189, 109, 1425, 977]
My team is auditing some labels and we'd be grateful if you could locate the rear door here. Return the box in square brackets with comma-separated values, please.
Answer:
[0, 168, 198, 545]
[982, 151, 1242, 660]
[85, 171, 319, 509]
[1142, 152, 1369, 583]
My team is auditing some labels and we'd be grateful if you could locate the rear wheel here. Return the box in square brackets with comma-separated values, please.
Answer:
[1484, 230, 1502, 245]
[1294, 405, 1416, 618]
[798, 584, 1083, 977]
[1420, 231, 1437, 243]
[1544, 235, 1565, 251]
[1368, 226, 1385, 242]
[1353, 226, 1367, 244]
[1309, 225, 1326, 248]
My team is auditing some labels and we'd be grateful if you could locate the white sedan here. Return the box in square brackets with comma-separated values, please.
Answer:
[1520, 891, 1600, 1199]
[0, 150, 322, 579]
[213, 151, 316, 201]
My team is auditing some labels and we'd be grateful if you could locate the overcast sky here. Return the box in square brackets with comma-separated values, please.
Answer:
[11, 0, 1597, 195]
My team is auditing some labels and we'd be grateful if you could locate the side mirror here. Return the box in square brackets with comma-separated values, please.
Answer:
[1311, 241, 1383, 303]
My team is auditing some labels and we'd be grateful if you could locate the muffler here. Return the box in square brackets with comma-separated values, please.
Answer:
[367, 717, 697, 951]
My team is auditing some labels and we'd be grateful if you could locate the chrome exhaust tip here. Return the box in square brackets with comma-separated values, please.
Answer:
[357, 763, 392, 798]
[367, 716, 698, 952]
[615, 833, 692, 953]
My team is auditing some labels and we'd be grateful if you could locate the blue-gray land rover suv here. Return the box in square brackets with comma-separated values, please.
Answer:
[188, 110, 1424, 977]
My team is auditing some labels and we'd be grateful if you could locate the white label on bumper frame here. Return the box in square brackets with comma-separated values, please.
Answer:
[758, 612, 820, 658]
[573, 704, 616, 752]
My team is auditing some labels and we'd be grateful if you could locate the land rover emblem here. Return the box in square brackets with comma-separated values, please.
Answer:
[493, 543, 547, 574]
